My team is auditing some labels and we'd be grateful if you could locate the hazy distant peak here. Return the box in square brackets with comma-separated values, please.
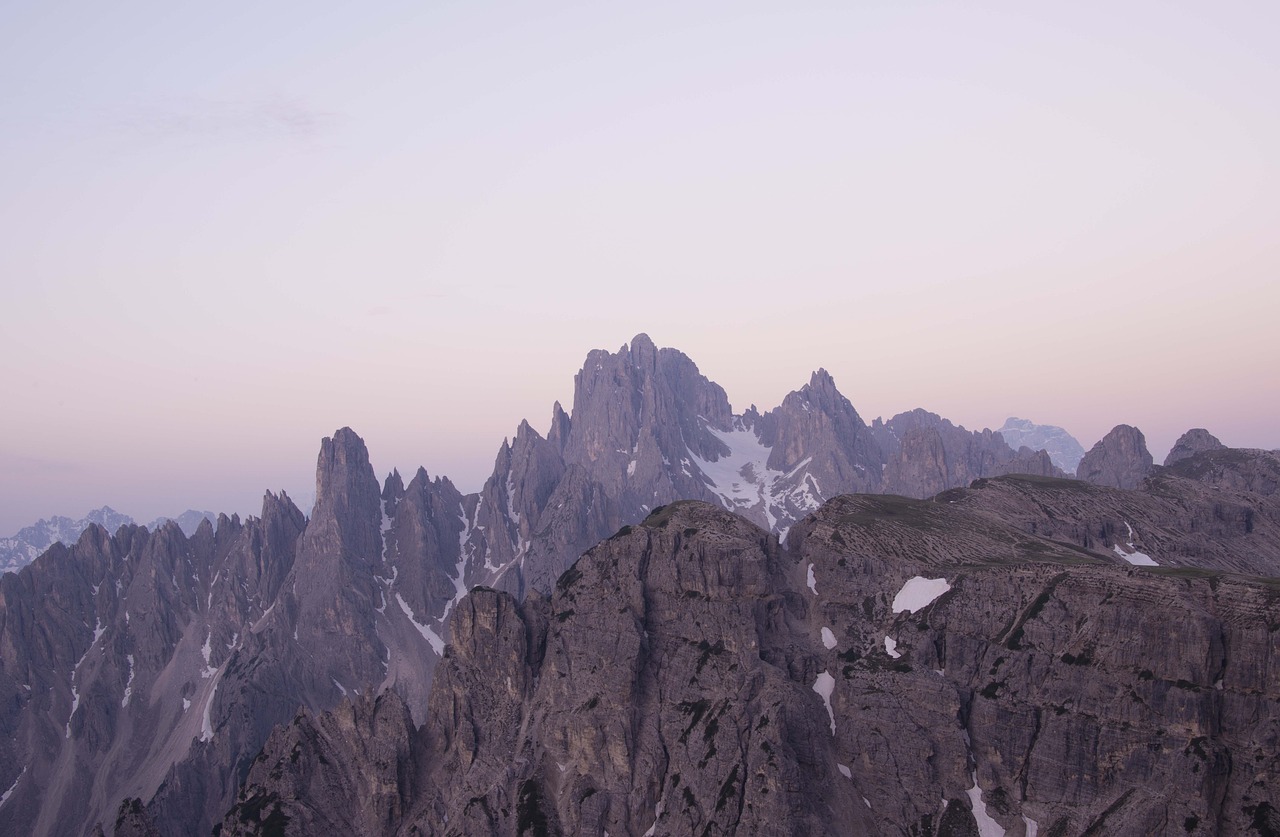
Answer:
[996, 416, 1086, 473]
[1, 506, 136, 574]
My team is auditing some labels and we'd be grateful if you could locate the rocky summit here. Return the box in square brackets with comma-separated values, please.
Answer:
[1, 336, 1278, 836]
[1076, 424, 1155, 490]
[1164, 428, 1228, 467]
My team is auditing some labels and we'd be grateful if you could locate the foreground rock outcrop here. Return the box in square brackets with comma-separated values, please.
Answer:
[225, 488, 1280, 836]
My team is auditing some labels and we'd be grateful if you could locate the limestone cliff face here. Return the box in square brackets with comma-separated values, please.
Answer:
[1077, 424, 1154, 489]
[225, 493, 1280, 836]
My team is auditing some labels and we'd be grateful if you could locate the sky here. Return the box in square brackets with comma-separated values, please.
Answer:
[2, 1, 1278, 533]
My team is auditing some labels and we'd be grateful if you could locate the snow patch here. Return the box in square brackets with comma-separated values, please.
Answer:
[892, 576, 951, 613]
[641, 798, 666, 837]
[65, 622, 102, 737]
[332, 678, 347, 697]
[1114, 543, 1157, 566]
[1115, 521, 1159, 566]
[121, 654, 135, 708]
[438, 509, 472, 625]
[686, 421, 824, 530]
[200, 677, 220, 742]
[380, 510, 392, 562]
[812, 671, 836, 734]
[966, 772, 1006, 837]
[807, 563, 818, 595]
[837, 763, 852, 778]
[397, 594, 445, 656]
[884, 637, 901, 659]
[821, 627, 837, 649]
[253, 602, 276, 630]
[201, 631, 216, 678]
[0, 766, 26, 809]
[506, 475, 522, 527]
[182, 698, 191, 712]
[1023, 816, 1038, 837]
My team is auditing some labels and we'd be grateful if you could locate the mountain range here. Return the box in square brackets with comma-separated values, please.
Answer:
[1, 334, 1277, 836]
[1, 510, 218, 576]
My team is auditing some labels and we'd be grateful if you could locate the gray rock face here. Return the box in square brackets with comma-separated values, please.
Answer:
[1077, 424, 1154, 489]
[2, 428, 470, 836]
[224, 491, 1280, 835]
[1164, 428, 1227, 467]
[1, 506, 135, 574]
[997, 417, 1087, 473]
[222, 691, 417, 836]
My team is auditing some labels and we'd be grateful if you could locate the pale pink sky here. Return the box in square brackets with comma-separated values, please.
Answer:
[1, 2, 1277, 532]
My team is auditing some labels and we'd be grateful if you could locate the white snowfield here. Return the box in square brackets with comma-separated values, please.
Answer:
[812, 671, 836, 734]
[892, 576, 952, 613]
[397, 593, 446, 656]
[1114, 521, 1158, 566]
[884, 636, 901, 659]
[0, 766, 26, 809]
[966, 771, 1006, 837]
[687, 420, 824, 531]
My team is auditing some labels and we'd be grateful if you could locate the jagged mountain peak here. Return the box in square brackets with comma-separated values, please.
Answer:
[547, 400, 571, 453]
[807, 366, 838, 391]
[381, 469, 405, 515]
[311, 427, 379, 528]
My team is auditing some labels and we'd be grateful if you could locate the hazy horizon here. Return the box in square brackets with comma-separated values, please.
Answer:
[3, 2, 1278, 533]
[2, 331, 1273, 534]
